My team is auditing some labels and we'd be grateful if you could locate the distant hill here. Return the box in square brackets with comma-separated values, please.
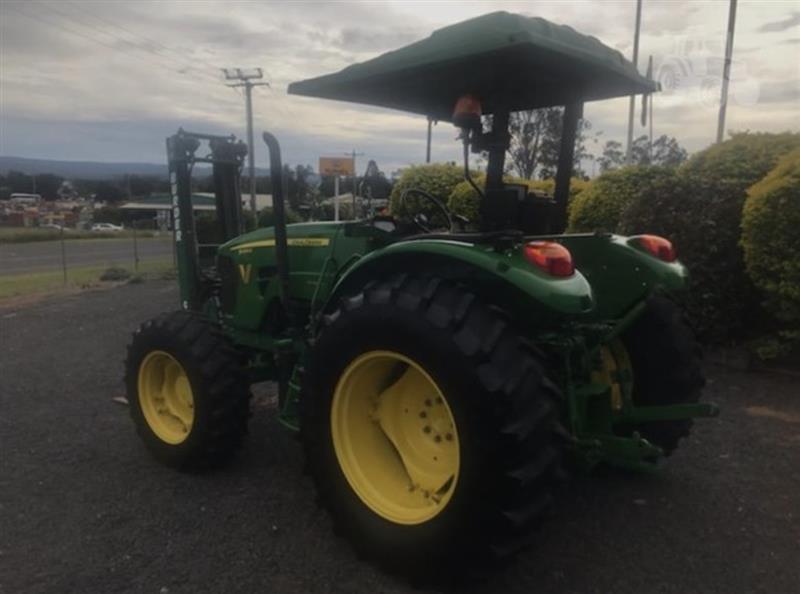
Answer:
[0, 156, 269, 180]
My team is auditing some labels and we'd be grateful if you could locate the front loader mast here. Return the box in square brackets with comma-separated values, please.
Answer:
[166, 129, 247, 310]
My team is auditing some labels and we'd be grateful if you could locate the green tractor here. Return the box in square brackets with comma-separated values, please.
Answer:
[126, 12, 716, 579]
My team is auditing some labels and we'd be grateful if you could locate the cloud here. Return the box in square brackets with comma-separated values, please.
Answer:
[758, 11, 800, 33]
[1, 0, 798, 172]
[758, 80, 800, 104]
[335, 27, 421, 53]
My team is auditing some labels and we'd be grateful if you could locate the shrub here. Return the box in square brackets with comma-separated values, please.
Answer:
[680, 131, 800, 190]
[93, 206, 123, 225]
[448, 176, 587, 227]
[447, 175, 486, 225]
[741, 148, 800, 356]
[618, 172, 756, 343]
[258, 207, 302, 227]
[389, 164, 464, 221]
[527, 177, 589, 199]
[568, 166, 676, 232]
[100, 266, 130, 281]
[562, 134, 800, 345]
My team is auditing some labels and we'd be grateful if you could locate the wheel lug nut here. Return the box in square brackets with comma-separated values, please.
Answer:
[419, 411, 427, 419]
[434, 435, 442, 443]
[423, 426, 431, 434]
[445, 433, 453, 441]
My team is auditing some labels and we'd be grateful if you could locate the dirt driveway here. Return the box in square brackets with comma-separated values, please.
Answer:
[1, 280, 798, 593]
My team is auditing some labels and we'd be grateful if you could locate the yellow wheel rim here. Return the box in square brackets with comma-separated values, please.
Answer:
[331, 351, 460, 525]
[138, 350, 195, 444]
[592, 340, 634, 411]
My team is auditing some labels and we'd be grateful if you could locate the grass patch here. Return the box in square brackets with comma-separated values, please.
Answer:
[0, 227, 160, 244]
[0, 259, 174, 299]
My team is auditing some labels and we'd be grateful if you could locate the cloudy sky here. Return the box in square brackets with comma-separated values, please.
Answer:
[1, 0, 798, 175]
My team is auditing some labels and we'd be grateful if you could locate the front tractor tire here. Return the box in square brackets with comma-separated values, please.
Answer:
[302, 275, 563, 580]
[125, 311, 251, 471]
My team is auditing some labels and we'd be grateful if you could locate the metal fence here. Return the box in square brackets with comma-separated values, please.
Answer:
[0, 221, 176, 289]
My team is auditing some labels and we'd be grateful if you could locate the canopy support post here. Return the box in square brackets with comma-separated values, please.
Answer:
[485, 110, 510, 192]
[552, 102, 582, 233]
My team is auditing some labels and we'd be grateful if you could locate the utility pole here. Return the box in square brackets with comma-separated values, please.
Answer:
[426, 117, 433, 163]
[625, 0, 643, 165]
[344, 149, 365, 215]
[223, 68, 270, 215]
[717, 0, 738, 144]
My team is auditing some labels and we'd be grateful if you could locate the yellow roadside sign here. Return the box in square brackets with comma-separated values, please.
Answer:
[319, 157, 354, 176]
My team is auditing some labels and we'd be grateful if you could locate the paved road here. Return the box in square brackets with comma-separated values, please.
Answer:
[1, 281, 798, 593]
[0, 237, 174, 275]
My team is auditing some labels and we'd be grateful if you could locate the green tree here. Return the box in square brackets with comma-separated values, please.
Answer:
[507, 109, 548, 179]
[128, 175, 163, 197]
[507, 108, 591, 179]
[94, 181, 125, 203]
[33, 174, 63, 200]
[599, 135, 687, 172]
[598, 140, 624, 172]
[651, 135, 688, 166]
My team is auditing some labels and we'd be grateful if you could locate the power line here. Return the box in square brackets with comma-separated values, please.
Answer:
[6, 4, 220, 89]
[36, 1, 221, 85]
[60, 0, 224, 76]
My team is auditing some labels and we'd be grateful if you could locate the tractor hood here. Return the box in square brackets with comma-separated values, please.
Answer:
[288, 11, 657, 120]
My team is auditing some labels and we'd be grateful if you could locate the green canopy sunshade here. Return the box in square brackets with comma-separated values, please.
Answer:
[288, 11, 657, 120]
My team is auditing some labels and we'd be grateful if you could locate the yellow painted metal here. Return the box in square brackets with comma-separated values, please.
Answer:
[138, 350, 195, 444]
[331, 350, 460, 525]
[592, 340, 634, 410]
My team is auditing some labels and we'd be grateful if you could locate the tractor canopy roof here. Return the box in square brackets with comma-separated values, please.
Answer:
[288, 11, 657, 121]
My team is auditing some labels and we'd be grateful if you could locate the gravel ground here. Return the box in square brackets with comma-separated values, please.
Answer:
[1, 280, 798, 594]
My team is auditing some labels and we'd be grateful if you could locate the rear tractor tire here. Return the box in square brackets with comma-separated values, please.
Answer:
[302, 275, 564, 580]
[619, 296, 706, 455]
[125, 311, 251, 470]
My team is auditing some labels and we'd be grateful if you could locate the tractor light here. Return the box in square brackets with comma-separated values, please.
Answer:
[452, 95, 482, 130]
[632, 234, 677, 262]
[523, 241, 575, 277]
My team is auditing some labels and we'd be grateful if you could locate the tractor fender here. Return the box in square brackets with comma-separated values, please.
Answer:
[556, 233, 689, 320]
[325, 239, 594, 319]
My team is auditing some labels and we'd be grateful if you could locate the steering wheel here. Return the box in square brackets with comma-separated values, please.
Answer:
[400, 188, 453, 233]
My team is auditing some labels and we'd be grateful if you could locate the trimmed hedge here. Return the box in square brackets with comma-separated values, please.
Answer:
[448, 175, 485, 225]
[618, 172, 755, 342]
[570, 133, 800, 345]
[389, 163, 464, 221]
[681, 131, 800, 189]
[568, 166, 676, 233]
[741, 148, 800, 356]
[448, 175, 588, 227]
